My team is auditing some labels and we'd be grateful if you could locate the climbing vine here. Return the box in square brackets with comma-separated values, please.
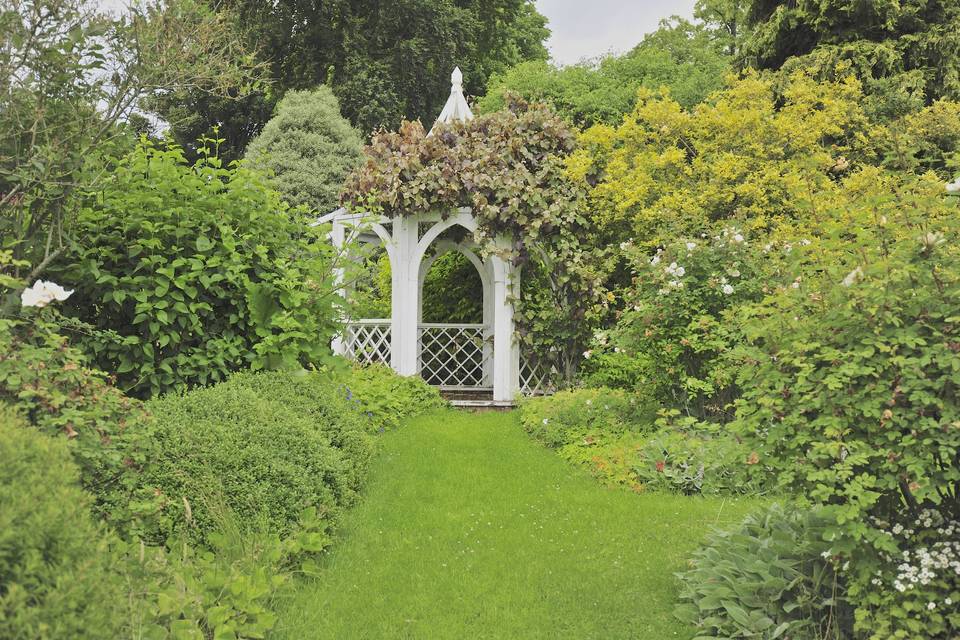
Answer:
[342, 97, 612, 381]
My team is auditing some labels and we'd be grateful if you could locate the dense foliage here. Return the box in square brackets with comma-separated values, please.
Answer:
[142, 371, 372, 547]
[0, 407, 129, 639]
[675, 503, 850, 639]
[160, 0, 550, 159]
[246, 86, 363, 214]
[338, 364, 447, 432]
[343, 98, 609, 380]
[567, 71, 878, 248]
[57, 141, 339, 397]
[0, 0, 262, 290]
[478, 18, 729, 127]
[732, 196, 960, 548]
[745, 0, 960, 116]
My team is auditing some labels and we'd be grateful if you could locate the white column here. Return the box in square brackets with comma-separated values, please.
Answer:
[330, 220, 348, 356]
[390, 216, 421, 376]
[491, 248, 520, 402]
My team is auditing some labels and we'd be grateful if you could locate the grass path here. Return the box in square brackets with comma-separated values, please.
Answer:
[276, 409, 758, 639]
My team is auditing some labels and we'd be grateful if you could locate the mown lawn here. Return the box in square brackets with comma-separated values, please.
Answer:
[275, 409, 760, 639]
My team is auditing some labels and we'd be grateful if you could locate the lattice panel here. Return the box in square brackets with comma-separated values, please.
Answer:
[418, 324, 489, 388]
[343, 322, 392, 366]
[520, 353, 559, 396]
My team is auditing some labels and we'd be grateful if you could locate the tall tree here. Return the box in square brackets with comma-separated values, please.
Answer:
[744, 0, 960, 115]
[478, 18, 730, 127]
[0, 0, 262, 291]
[158, 0, 550, 161]
[246, 86, 362, 214]
[694, 0, 752, 59]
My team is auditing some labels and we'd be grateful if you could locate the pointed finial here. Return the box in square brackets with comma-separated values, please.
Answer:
[451, 66, 463, 89]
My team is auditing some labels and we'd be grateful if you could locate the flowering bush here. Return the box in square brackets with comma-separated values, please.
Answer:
[852, 510, 960, 638]
[732, 195, 960, 553]
[597, 229, 768, 420]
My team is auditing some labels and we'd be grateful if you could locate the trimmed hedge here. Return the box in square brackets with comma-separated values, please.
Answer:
[142, 371, 374, 547]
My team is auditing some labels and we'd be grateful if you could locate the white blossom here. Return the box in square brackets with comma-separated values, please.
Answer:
[20, 280, 73, 308]
[582, 350, 592, 360]
[685, 241, 697, 251]
[946, 177, 960, 194]
[722, 284, 734, 295]
[650, 255, 661, 266]
[542, 418, 550, 426]
[841, 266, 863, 287]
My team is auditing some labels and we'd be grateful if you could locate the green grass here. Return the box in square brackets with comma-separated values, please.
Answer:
[275, 409, 760, 639]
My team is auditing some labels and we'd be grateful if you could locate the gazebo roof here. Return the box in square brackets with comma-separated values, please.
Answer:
[429, 67, 474, 135]
[321, 67, 473, 225]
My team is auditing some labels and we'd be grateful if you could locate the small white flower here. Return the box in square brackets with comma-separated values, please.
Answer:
[728, 269, 740, 278]
[841, 266, 863, 287]
[582, 350, 592, 360]
[542, 418, 550, 426]
[928, 602, 936, 611]
[650, 254, 661, 266]
[20, 280, 74, 309]
[920, 231, 946, 249]
[800, 239, 812, 246]
[946, 177, 960, 194]
[946, 598, 953, 605]
[585, 399, 593, 406]
[685, 241, 697, 251]
[721, 284, 734, 295]
[733, 233, 745, 243]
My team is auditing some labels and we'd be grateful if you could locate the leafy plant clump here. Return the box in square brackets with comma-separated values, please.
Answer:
[0, 407, 129, 639]
[675, 503, 852, 639]
[0, 314, 155, 533]
[336, 364, 447, 432]
[58, 140, 339, 397]
[141, 370, 373, 547]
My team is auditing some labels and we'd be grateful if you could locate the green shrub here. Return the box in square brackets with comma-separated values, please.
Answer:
[338, 364, 447, 432]
[246, 86, 363, 214]
[732, 198, 960, 552]
[633, 411, 770, 496]
[0, 314, 155, 533]
[519, 387, 655, 449]
[600, 229, 766, 421]
[852, 509, 960, 639]
[675, 503, 852, 639]
[142, 371, 373, 547]
[0, 406, 129, 638]
[58, 140, 338, 397]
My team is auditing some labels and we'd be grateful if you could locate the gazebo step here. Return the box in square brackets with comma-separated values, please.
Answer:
[439, 387, 514, 410]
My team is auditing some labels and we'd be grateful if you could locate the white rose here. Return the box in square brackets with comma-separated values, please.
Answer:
[20, 280, 74, 309]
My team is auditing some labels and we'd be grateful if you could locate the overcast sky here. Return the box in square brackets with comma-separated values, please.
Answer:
[535, 0, 696, 65]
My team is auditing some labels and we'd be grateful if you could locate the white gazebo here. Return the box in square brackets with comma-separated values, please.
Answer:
[322, 68, 547, 405]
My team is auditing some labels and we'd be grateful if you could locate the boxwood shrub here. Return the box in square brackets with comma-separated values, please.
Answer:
[142, 371, 374, 547]
[0, 406, 128, 639]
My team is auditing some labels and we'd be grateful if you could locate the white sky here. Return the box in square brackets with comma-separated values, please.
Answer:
[535, 0, 696, 65]
[96, 0, 696, 67]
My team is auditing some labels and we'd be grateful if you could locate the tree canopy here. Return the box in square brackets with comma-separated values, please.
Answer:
[159, 0, 550, 161]
[477, 18, 730, 128]
[744, 0, 960, 116]
[246, 86, 362, 214]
